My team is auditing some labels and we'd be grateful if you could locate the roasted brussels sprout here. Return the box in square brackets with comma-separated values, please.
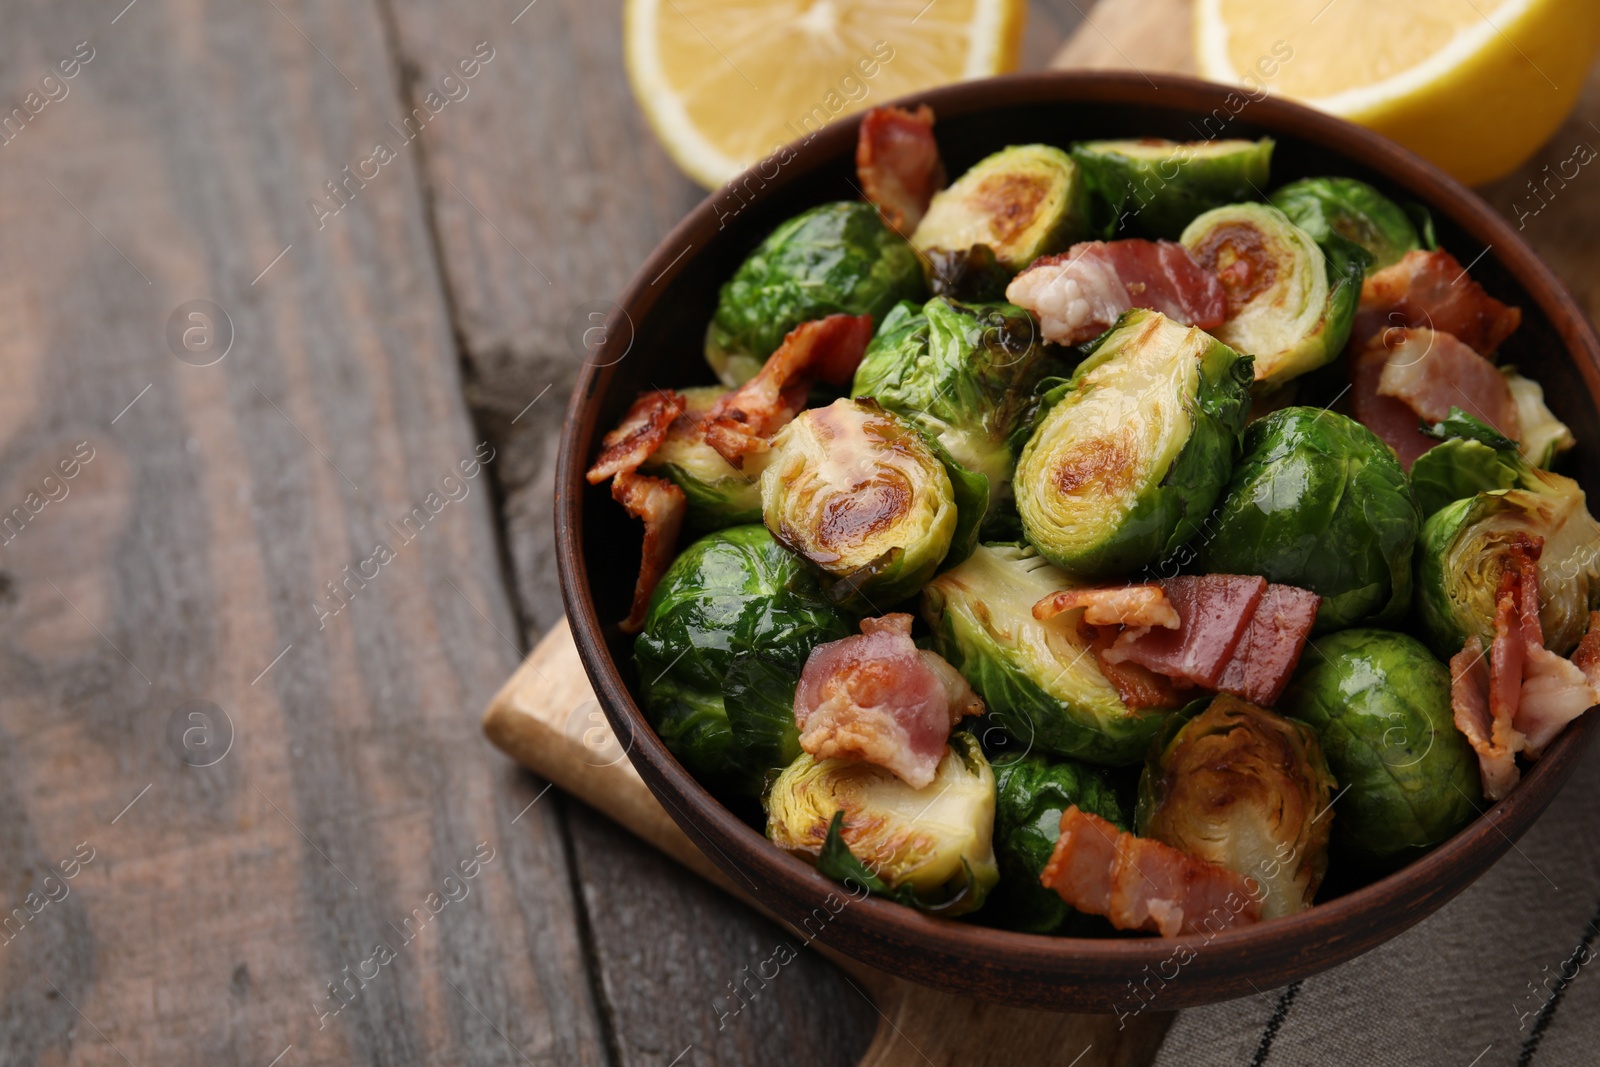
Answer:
[768, 731, 999, 915]
[1137, 695, 1334, 919]
[852, 297, 1058, 538]
[634, 525, 855, 794]
[922, 543, 1164, 765]
[761, 398, 957, 611]
[1504, 369, 1576, 467]
[1417, 484, 1600, 658]
[639, 385, 765, 529]
[1280, 629, 1481, 866]
[1268, 177, 1422, 271]
[1412, 411, 1600, 655]
[706, 202, 925, 386]
[1013, 308, 1254, 577]
[1192, 407, 1420, 629]
[1071, 137, 1275, 239]
[1181, 203, 1365, 389]
[989, 753, 1129, 933]
[911, 145, 1090, 272]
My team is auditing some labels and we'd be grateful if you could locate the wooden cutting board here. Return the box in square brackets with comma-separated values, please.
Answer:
[485, 2, 1600, 1063]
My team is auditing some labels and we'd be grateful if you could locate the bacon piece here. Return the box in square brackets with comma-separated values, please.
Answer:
[586, 389, 687, 484]
[611, 471, 686, 635]
[1005, 240, 1228, 346]
[1350, 328, 1518, 469]
[1082, 623, 1189, 710]
[856, 105, 945, 236]
[1489, 579, 1526, 738]
[703, 314, 874, 468]
[793, 613, 983, 788]
[1351, 249, 1522, 355]
[1040, 806, 1261, 938]
[1103, 575, 1267, 689]
[1032, 584, 1180, 630]
[1570, 611, 1600, 688]
[1214, 584, 1322, 707]
[1517, 647, 1598, 758]
[1451, 636, 1522, 801]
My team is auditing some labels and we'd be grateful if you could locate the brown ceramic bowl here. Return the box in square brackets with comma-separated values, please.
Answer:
[556, 72, 1600, 1012]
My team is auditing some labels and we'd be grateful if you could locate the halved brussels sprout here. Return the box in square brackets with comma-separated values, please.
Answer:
[1280, 629, 1481, 867]
[1504, 369, 1576, 468]
[852, 297, 1059, 539]
[911, 145, 1090, 272]
[1268, 177, 1422, 271]
[767, 732, 998, 915]
[1071, 137, 1274, 239]
[1013, 308, 1253, 577]
[1137, 694, 1334, 920]
[1194, 407, 1420, 629]
[640, 385, 765, 529]
[921, 543, 1163, 765]
[634, 525, 855, 795]
[989, 752, 1129, 934]
[706, 201, 925, 386]
[1417, 484, 1600, 658]
[1181, 203, 1365, 389]
[761, 398, 956, 611]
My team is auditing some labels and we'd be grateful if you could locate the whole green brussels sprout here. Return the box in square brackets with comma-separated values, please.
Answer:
[1070, 137, 1275, 239]
[706, 202, 924, 386]
[1181, 202, 1366, 390]
[768, 732, 999, 916]
[988, 752, 1129, 934]
[1279, 629, 1482, 867]
[911, 145, 1090, 272]
[1192, 407, 1420, 629]
[1013, 308, 1254, 578]
[852, 297, 1060, 538]
[634, 525, 855, 795]
[761, 398, 957, 611]
[640, 385, 765, 529]
[1138, 695, 1335, 919]
[1268, 177, 1422, 271]
[922, 543, 1164, 765]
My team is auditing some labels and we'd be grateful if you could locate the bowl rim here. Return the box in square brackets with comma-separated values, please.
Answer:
[556, 69, 1600, 1011]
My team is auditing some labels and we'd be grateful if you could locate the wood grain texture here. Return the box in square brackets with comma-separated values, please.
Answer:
[0, 0, 606, 1064]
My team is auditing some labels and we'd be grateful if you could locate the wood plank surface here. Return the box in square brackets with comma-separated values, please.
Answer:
[0, 0, 607, 1064]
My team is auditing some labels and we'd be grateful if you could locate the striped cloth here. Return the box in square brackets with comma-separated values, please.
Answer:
[1153, 740, 1600, 1067]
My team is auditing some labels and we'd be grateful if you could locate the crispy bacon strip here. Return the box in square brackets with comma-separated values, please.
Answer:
[1351, 328, 1519, 469]
[1032, 584, 1180, 629]
[1213, 584, 1322, 707]
[1103, 575, 1267, 689]
[793, 613, 983, 788]
[1351, 249, 1523, 355]
[611, 471, 686, 635]
[1082, 623, 1189, 710]
[586, 389, 687, 484]
[1040, 807, 1261, 938]
[703, 314, 874, 468]
[1006, 240, 1228, 346]
[1571, 611, 1600, 687]
[1451, 636, 1522, 801]
[856, 105, 945, 236]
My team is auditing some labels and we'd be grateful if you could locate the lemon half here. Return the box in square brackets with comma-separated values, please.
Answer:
[625, 0, 1026, 188]
[1196, 0, 1600, 185]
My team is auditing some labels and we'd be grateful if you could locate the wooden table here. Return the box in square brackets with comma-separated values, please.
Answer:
[6, 0, 1596, 1064]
